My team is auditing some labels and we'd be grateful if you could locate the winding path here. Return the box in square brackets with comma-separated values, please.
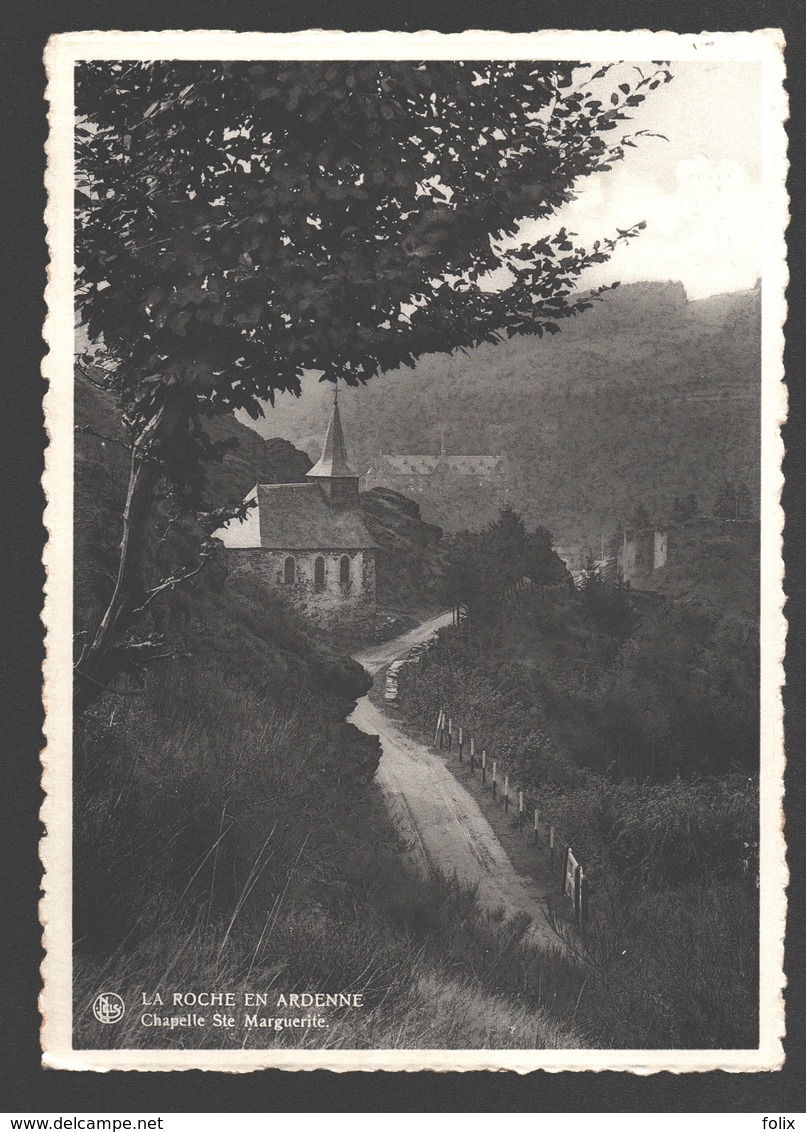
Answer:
[350, 613, 558, 949]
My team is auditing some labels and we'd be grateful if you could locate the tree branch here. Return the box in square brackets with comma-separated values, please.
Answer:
[71, 667, 145, 697]
[74, 637, 190, 696]
[197, 496, 257, 536]
[75, 424, 131, 450]
[119, 639, 191, 666]
[157, 511, 183, 546]
[132, 546, 214, 616]
[76, 357, 118, 390]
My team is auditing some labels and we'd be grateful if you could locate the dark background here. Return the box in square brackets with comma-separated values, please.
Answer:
[4, 0, 804, 1113]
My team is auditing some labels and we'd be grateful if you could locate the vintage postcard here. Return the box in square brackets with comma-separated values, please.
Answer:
[42, 29, 788, 1072]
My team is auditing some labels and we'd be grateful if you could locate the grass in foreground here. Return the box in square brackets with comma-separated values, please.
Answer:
[74, 860, 583, 1051]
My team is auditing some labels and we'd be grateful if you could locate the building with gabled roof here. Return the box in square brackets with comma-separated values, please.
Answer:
[365, 428, 506, 493]
[215, 395, 377, 629]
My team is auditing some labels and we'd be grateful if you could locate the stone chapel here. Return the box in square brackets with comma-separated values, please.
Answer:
[216, 395, 377, 629]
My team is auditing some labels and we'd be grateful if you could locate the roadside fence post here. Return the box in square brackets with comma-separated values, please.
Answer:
[574, 863, 582, 923]
[481, 750, 487, 785]
[469, 737, 475, 772]
[504, 775, 509, 812]
[561, 844, 570, 894]
[492, 760, 497, 799]
[549, 825, 555, 870]
[458, 726, 463, 762]
[447, 719, 453, 752]
[533, 807, 539, 845]
[434, 709, 444, 748]
[518, 789, 524, 827]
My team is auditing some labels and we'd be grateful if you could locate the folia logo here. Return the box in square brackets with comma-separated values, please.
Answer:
[92, 992, 125, 1024]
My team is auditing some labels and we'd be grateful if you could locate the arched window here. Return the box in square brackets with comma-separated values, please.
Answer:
[283, 556, 295, 585]
[340, 555, 350, 585]
[314, 556, 325, 587]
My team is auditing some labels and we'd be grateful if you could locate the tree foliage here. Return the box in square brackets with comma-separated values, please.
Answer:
[713, 479, 753, 521]
[670, 492, 699, 525]
[74, 59, 672, 709]
[442, 505, 568, 629]
[628, 503, 651, 530]
[579, 552, 635, 641]
[77, 60, 671, 414]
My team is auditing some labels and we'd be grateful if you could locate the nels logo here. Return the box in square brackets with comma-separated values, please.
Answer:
[92, 992, 125, 1024]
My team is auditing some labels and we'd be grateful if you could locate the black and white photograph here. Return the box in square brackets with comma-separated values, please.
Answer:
[40, 29, 787, 1072]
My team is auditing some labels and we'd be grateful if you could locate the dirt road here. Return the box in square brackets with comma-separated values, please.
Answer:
[350, 613, 558, 949]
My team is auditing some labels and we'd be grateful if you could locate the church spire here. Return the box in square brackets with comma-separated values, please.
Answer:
[307, 390, 356, 479]
[306, 389, 360, 507]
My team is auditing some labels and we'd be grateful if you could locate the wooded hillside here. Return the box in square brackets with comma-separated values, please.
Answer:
[249, 281, 760, 542]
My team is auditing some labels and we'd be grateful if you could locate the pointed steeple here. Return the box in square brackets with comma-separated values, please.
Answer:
[307, 390, 357, 479]
[306, 390, 360, 507]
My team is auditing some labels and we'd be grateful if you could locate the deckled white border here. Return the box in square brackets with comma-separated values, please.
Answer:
[41, 28, 788, 1073]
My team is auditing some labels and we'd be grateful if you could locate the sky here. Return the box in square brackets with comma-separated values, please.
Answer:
[521, 61, 763, 300]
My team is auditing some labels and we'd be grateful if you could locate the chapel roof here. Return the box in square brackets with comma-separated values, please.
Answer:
[255, 483, 377, 550]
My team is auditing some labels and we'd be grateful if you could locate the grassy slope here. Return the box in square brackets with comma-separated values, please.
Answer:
[73, 375, 582, 1050]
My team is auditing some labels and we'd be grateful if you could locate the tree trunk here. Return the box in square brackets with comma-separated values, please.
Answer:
[74, 399, 177, 716]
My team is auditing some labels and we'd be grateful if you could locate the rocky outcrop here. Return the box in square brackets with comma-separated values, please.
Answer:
[359, 487, 445, 613]
[320, 721, 382, 786]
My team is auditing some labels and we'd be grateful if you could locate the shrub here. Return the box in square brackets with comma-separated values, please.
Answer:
[538, 774, 758, 886]
[553, 876, 758, 1048]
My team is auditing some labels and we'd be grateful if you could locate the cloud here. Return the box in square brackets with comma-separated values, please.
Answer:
[544, 155, 761, 300]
